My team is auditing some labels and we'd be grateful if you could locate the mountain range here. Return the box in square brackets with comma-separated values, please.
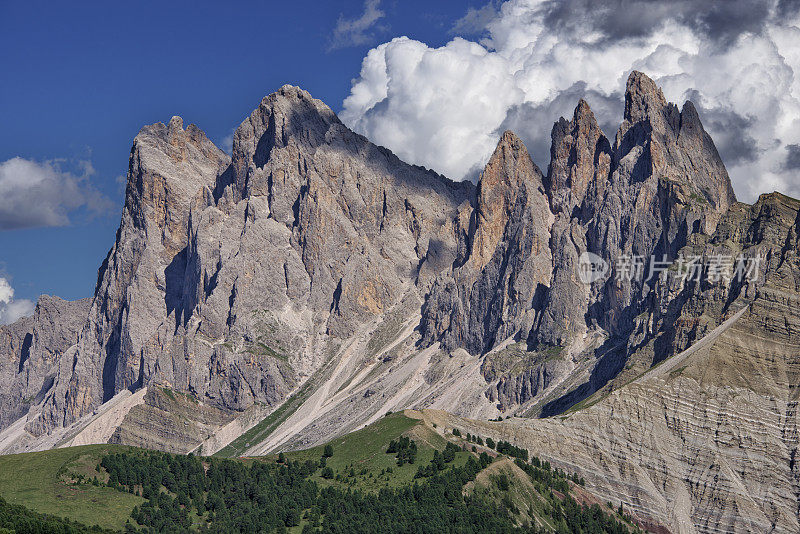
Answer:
[1, 71, 798, 533]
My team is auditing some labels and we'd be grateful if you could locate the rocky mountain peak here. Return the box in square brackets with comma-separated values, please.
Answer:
[167, 115, 183, 131]
[573, 98, 595, 127]
[605, 70, 736, 245]
[546, 98, 611, 213]
[132, 115, 228, 177]
[470, 130, 545, 271]
[477, 129, 544, 197]
[126, 117, 229, 255]
[222, 84, 344, 206]
[623, 70, 668, 124]
[477, 133, 533, 199]
[421, 129, 553, 354]
[675, 100, 737, 208]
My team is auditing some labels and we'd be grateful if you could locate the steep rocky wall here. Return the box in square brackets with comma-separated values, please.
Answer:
[420, 130, 553, 355]
[421, 72, 737, 367]
[0, 296, 90, 431]
[21, 85, 474, 438]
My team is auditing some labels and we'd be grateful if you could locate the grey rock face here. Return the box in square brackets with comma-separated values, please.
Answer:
[28, 116, 231, 435]
[639, 192, 799, 372]
[554, 71, 736, 339]
[0, 296, 90, 430]
[209, 86, 472, 340]
[23, 85, 473, 437]
[424, 71, 737, 361]
[420, 131, 553, 355]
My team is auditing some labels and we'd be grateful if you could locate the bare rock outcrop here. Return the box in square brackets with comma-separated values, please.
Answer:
[20, 85, 473, 442]
[0, 296, 90, 430]
[420, 131, 553, 355]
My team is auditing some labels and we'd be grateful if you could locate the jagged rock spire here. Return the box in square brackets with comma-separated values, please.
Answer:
[624, 70, 668, 125]
[470, 130, 545, 271]
[421, 130, 554, 355]
[546, 98, 612, 214]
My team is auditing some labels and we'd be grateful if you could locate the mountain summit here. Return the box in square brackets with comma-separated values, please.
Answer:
[1, 72, 798, 532]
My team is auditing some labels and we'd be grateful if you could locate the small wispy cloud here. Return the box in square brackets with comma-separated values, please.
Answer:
[0, 277, 34, 326]
[450, 2, 499, 36]
[220, 131, 235, 155]
[328, 0, 387, 51]
[0, 157, 114, 231]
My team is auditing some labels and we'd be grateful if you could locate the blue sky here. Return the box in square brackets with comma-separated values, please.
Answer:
[0, 0, 483, 308]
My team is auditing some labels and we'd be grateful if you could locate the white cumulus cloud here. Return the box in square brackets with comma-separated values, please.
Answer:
[0, 277, 35, 326]
[341, 0, 800, 203]
[0, 157, 113, 231]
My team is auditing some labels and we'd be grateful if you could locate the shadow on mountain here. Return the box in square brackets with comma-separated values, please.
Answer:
[539, 337, 628, 417]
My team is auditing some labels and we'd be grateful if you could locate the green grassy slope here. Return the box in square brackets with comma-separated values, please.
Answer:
[272, 412, 471, 492]
[0, 414, 447, 530]
[0, 444, 144, 530]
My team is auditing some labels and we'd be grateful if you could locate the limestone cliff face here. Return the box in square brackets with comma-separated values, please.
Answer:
[499, 72, 739, 412]
[17, 85, 473, 440]
[420, 131, 553, 355]
[547, 72, 736, 342]
[28, 117, 232, 435]
[0, 296, 90, 430]
[203, 86, 472, 343]
[546, 98, 611, 214]
[423, 71, 737, 365]
[494, 193, 799, 533]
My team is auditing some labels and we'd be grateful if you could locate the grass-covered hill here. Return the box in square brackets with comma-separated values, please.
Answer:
[0, 413, 643, 533]
[0, 444, 144, 531]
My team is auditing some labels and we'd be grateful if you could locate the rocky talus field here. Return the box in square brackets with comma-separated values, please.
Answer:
[1, 71, 798, 533]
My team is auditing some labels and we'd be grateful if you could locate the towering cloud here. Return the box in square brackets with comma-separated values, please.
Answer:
[341, 0, 800, 202]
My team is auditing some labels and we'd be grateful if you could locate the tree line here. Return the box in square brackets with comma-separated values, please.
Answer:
[92, 437, 639, 533]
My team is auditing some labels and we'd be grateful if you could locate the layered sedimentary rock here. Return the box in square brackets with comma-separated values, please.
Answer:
[108, 387, 235, 454]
